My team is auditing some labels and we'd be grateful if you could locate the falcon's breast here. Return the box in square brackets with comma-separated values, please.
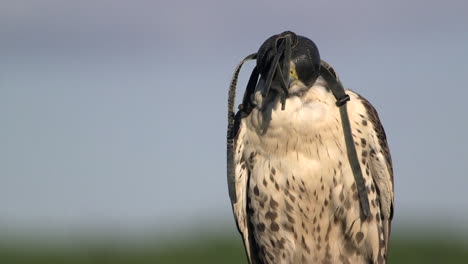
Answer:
[231, 78, 392, 264]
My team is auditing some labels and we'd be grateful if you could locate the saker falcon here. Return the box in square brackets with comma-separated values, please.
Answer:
[227, 31, 394, 263]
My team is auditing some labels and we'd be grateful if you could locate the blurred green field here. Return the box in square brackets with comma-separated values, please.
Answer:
[1, 235, 467, 264]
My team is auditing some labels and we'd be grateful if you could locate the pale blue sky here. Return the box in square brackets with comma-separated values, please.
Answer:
[1, 0, 468, 234]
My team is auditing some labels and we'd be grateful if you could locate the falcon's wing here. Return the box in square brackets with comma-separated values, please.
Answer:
[227, 116, 258, 264]
[358, 95, 394, 251]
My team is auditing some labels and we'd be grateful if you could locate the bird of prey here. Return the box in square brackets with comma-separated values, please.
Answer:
[227, 31, 393, 264]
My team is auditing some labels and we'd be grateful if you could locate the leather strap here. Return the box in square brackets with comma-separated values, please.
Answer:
[227, 53, 257, 202]
[321, 67, 371, 219]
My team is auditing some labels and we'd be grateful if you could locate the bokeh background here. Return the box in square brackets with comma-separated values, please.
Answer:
[2, 0, 468, 263]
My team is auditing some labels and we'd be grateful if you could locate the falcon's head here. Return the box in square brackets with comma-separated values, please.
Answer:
[255, 31, 321, 109]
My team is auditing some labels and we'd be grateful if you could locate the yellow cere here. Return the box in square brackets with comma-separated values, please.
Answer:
[290, 67, 299, 80]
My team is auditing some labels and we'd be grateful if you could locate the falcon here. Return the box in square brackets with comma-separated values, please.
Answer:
[227, 31, 394, 264]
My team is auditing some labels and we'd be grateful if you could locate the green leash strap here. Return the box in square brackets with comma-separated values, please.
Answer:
[320, 66, 371, 219]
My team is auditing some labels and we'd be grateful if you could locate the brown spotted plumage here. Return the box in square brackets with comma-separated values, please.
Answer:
[228, 78, 393, 263]
[227, 34, 393, 264]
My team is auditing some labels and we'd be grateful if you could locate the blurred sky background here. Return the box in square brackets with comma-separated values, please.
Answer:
[1, 0, 468, 241]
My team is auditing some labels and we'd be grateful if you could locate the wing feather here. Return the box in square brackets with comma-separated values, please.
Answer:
[228, 117, 258, 264]
[358, 95, 394, 254]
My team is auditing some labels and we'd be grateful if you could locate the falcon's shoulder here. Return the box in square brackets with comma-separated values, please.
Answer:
[353, 93, 394, 252]
[227, 114, 258, 264]
[360, 96, 393, 178]
[340, 91, 394, 263]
